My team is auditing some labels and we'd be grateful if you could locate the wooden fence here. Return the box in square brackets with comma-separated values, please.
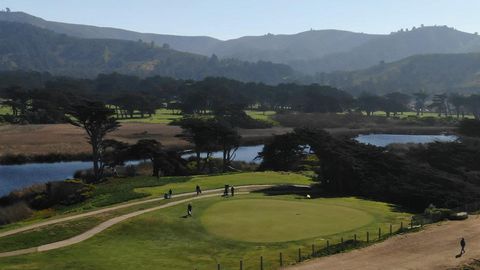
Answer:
[198, 219, 423, 270]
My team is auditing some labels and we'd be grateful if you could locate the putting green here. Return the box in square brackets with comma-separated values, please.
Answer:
[200, 198, 374, 243]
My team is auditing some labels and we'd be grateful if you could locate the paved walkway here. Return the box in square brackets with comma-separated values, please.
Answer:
[0, 185, 274, 258]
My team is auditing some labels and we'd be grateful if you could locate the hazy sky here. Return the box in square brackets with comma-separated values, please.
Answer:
[2, 0, 480, 40]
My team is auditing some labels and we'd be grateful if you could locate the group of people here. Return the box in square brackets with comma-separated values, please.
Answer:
[185, 184, 235, 217]
[223, 184, 235, 197]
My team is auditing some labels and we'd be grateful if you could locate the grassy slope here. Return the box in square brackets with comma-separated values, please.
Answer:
[117, 109, 277, 124]
[0, 194, 411, 270]
[134, 172, 310, 197]
[0, 172, 311, 247]
[117, 109, 183, 124]
[201, 198, 373, 242]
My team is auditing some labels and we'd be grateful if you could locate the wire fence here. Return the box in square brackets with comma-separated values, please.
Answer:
[196, 218, 427, 270]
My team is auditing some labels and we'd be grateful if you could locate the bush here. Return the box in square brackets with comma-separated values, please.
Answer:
[125, 165, 137, 177]
[0, 180, 95, 213]
[0, 201, 33, 225]
[424, 204, 453, 222]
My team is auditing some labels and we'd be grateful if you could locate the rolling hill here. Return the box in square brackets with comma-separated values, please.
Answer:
[0, 21, 293, 84]
[0, 11, 220, 55]
[313, 53, 480, 95]
[4, 11, 480, 75]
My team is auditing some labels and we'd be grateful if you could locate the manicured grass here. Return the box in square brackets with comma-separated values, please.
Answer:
[370, 111, 475, 119]
[201, 198, 372, 242]
[0, 195, 199, 252]
[0, 216, 106, 253]
[0, 194, 411, 270]
[0, 105, 11, 115]
[117, 109, 183, 124]
[0, 172, 312, 231]
[245, 110, 278, 124]
[134, 172, 311, 197]
[117, 109, 277, 124]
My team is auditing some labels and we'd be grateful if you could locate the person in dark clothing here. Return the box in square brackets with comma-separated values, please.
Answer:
[196, 185, 202, 196]
[224, 185, 229, 196]
[187, 203, 193, 217]
[168, 189, 173, 199]
[460, 238, 466, 254]
[230, 186, 235, 197]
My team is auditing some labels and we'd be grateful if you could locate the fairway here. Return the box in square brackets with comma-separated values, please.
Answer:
[201, 199, 373, 242]
[0, 194, 411, 270]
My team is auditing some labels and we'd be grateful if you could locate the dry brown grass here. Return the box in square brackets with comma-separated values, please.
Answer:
[0, 123, 189, 156]
[0, 123, 291, 157]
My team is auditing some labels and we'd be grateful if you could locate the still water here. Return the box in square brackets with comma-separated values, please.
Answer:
[0, 135, 458, 195]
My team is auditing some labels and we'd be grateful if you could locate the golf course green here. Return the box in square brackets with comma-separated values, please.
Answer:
[201, 198, 373, 242]
[0, 193, 411, 270]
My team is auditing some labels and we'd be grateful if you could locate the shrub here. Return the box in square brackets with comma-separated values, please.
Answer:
[125, 165, 137, 177]
[424, 204, 454, 222]
[0, 201, 33, 225]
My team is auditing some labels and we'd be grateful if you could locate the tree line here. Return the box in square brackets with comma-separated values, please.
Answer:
[2, 72, 480, 125]
[258, 127, 480, 211]
[66, 101, 243, 183]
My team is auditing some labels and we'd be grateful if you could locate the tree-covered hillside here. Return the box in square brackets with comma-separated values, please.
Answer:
[0, 21, 293, 84]
[311, 53, 480, 95]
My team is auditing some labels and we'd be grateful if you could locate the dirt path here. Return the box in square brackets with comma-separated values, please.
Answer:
[287, 215, 480, 270]
[0, 185, 275, 258]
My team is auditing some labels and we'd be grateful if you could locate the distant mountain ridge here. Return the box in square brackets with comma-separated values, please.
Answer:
[313, 53, 480, 95]
[4, 11, 480, 75]
[0, 11, 221, 55]
[0, 21, 293, 83]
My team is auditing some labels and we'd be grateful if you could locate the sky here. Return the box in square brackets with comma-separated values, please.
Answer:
[1, 0, 480, 40]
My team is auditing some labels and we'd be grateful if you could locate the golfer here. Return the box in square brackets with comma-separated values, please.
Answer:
[196, 185, 202, 195]
[187, 203, 193, 217]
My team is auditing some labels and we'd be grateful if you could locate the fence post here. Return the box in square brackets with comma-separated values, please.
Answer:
[240, 260, 243, 270]
[378, 228, 381, 240]
[341, 237, 344, 251]
[354, 234, 357, 245]
[312, 244, 315, 256]
[400, 221, 403, 231]
[217, 264, 220, 270]
[298, 248, 302, 262]
[367, 231, 369, 243]
[279, 252, 283, 267]
[390, 224, 392, 236]
[260, 256, 263, 270]
[411, 218, 413, 229]
[326, 240, 330, 253]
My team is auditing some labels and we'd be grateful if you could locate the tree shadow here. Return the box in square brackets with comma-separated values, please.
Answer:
[252, 184, 325, 198]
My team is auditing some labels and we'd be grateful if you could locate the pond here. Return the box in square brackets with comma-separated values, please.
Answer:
[0, 145, 264, 196]
[354, 134, 458, 147]
[0, 135, 458, 196]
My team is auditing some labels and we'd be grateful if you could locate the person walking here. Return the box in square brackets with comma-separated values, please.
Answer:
[196, 185, 202, 196]
[230, 186, 235, 197]
[224, 184, 229, 196]
[187, 203, 193, 217]
[460, 237, 466, 255]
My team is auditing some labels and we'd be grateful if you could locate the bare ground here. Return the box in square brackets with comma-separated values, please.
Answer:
[287, 215, 480, 270]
